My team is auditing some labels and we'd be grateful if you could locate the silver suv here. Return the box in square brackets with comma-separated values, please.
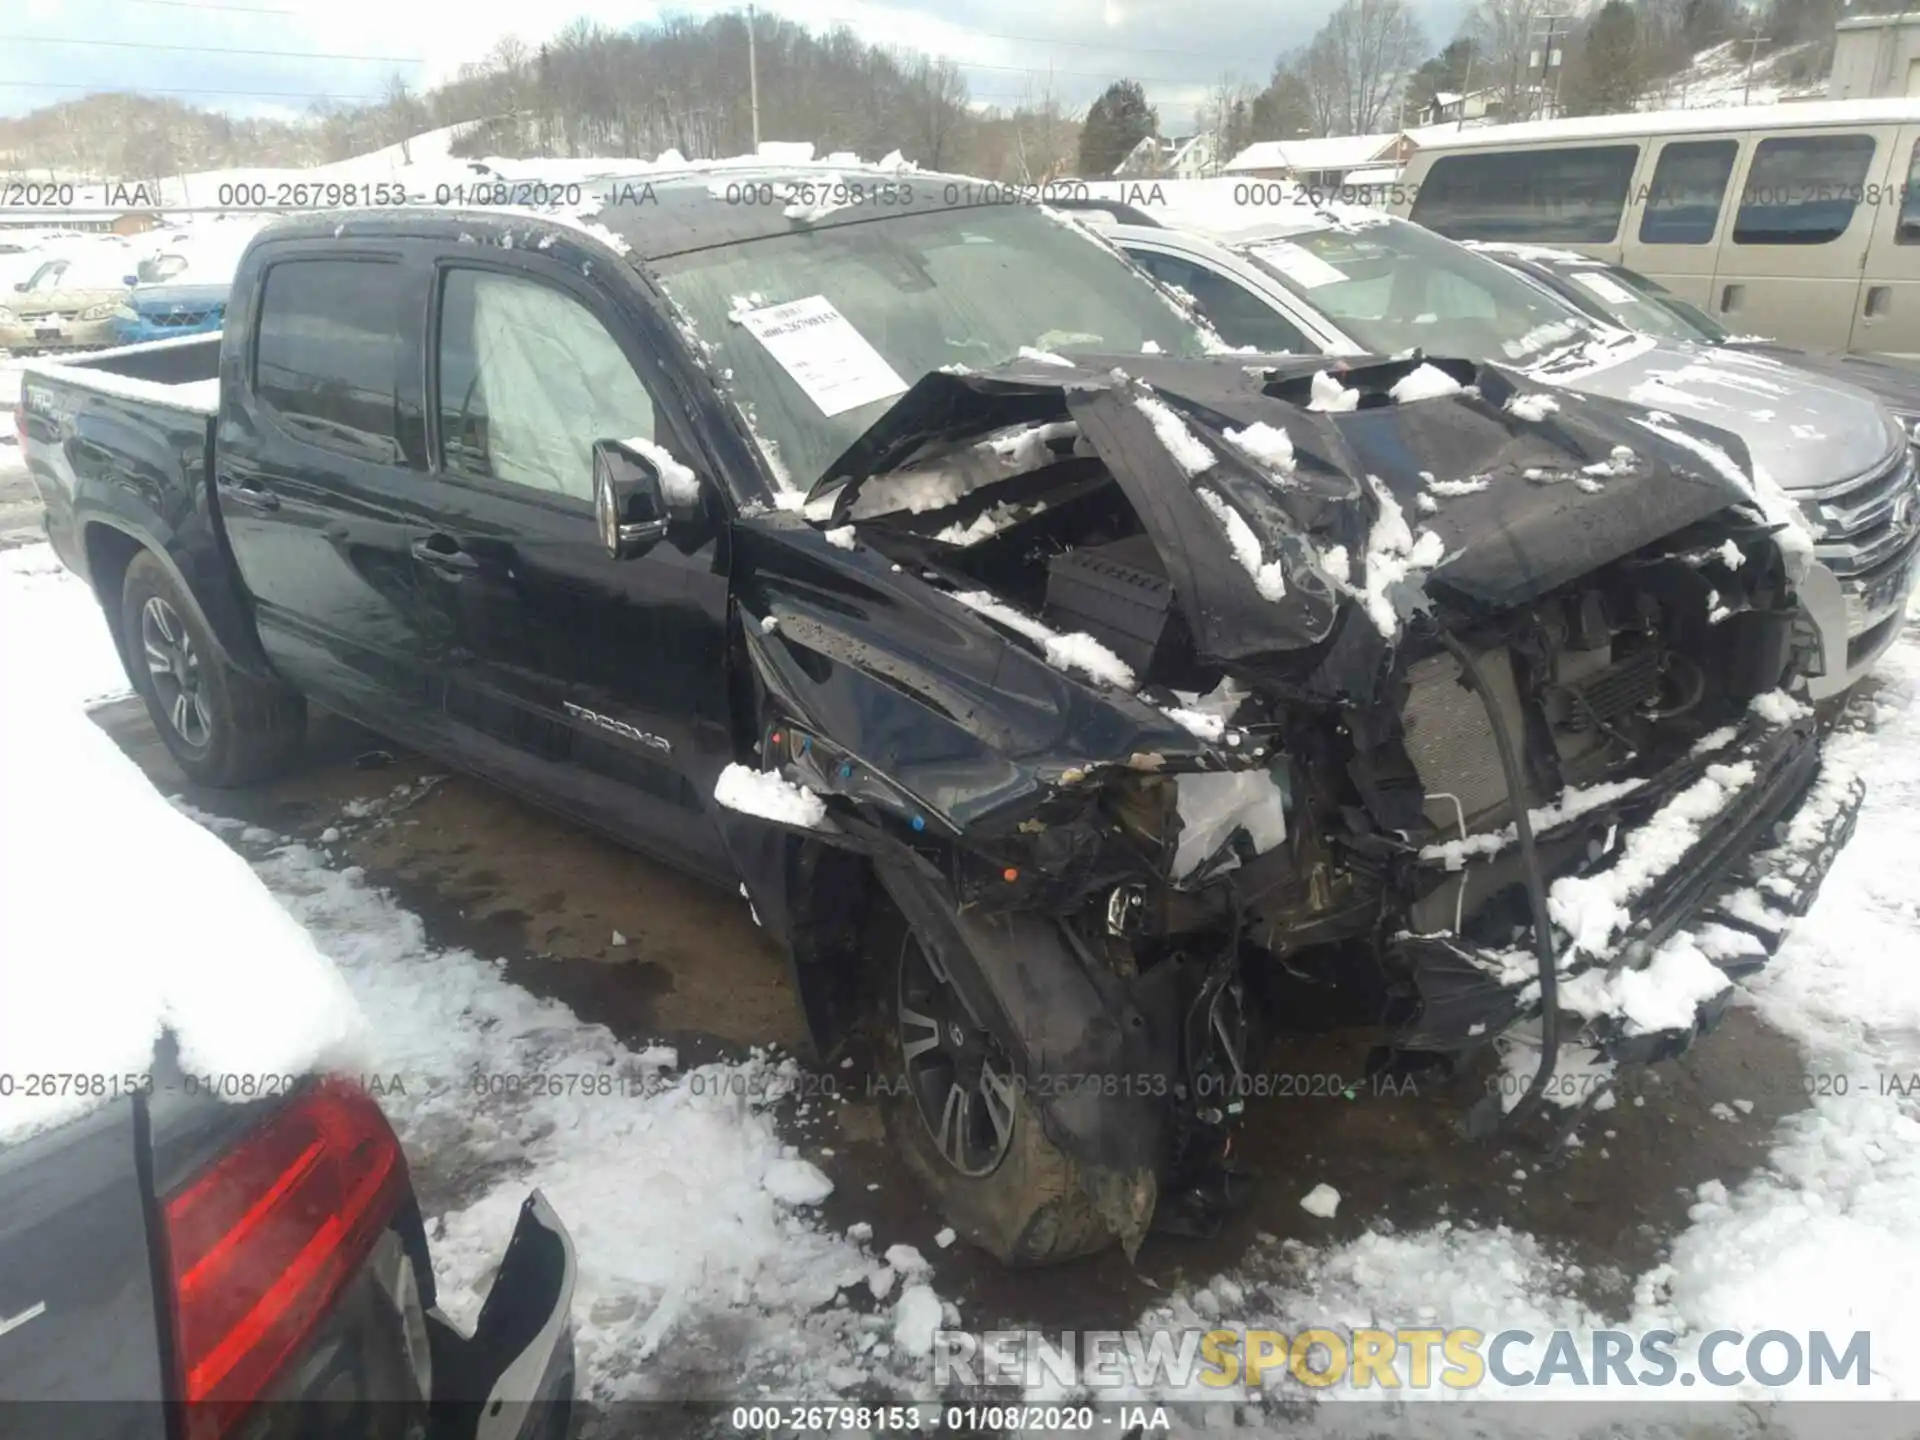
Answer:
[1061, 197, 1920, 699]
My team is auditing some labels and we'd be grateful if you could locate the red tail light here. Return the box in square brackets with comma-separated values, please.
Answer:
[161, 1077, 408, 1440]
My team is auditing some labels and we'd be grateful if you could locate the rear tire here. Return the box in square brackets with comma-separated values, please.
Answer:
[119, 551, 306, 787]
[873, 911, 1116, 1267]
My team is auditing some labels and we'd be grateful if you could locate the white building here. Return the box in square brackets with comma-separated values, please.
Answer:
[1223, 132, 1404, 185]
[1831, 12, 1920, 99]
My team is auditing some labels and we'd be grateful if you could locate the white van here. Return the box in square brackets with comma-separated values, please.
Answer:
[1395, 99, 1920, 356]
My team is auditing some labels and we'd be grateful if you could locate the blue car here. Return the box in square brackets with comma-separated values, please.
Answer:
[110, 280, 230, 343]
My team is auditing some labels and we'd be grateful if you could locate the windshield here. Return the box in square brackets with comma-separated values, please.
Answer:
[652, 203, 1210, 487]
[1237, 217, 1608, 362]
[27, 251, 133, 293]
[1551, 263, 1731, 345]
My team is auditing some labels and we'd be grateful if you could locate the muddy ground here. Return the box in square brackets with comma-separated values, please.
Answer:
[91, 693, 1814, 1339]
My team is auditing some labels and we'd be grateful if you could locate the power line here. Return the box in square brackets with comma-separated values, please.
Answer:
[0, 78, 386, 101]
[0, 34, 425, 63]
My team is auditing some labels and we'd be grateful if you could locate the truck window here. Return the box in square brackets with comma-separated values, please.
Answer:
[1126, 249, 1311, 353]
[1638, 139, 1737, 245]
[1898, 139, 1920, 245]
[1410, 145, 1641, 243]
[1733, 133, 1876, 246]
[254, 258, 406, 464]
[435, 269, 657, 502]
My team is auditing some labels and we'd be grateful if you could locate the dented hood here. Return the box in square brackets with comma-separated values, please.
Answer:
[818, 352, 1761, 668]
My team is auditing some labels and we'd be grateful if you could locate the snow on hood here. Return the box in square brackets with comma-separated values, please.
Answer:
[816, 353, 1775, 700]
[0, 550, 365, 1147]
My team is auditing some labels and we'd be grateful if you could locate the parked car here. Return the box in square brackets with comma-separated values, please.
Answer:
[14, 169, 1864, 1266]
[1, 248, 138, 354]
[1466, 241, 1920, 434]
[1061, 198, 1920, 699]
[0, 1054, 577, 1438]
[1393, 97, 1920, 355]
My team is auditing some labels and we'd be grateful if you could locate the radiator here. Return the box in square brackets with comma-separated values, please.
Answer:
[1399, 647, 1535, 832]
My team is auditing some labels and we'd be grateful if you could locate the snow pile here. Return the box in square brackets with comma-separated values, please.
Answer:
[1557, 931, 1732, 1035]
[1548, 762, 1759, 956]
[1500, 319, 1580, 360]
[821, 525, 857, 550]
[1353, 475, 1445, 639]
[848, 421, 1079, 519]
[714, 763, 830, 828]
[1388, 363, 1464, 404]
[934, 502, 1029, 547]
[621, 437, 701, 505]
[1503, 391, 1559, 422]
[1298, 1183, 1341, 1218]
[950, 590, 1136, 690]
[1222, 420, 1296, 480]
[1425, 474, 1492, 498]
[1134, 393, 1216, 475]
[1420, 777, 1647, 871]
[1751, 689, 1812, 726]
[1196, 489, 1287, 602]
[1016, 346, 1074, 368]
[1307, 369, 1358, 413]
[0, 550, 365, 1147]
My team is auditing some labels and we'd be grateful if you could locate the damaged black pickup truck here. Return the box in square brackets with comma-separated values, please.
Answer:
[15, 164, 1865, 1268]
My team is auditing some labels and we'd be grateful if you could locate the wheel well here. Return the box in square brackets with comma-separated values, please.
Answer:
[785, 836, 881, 1058]
[83, 523, 144, 671]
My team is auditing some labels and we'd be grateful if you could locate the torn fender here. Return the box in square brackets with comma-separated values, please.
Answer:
[727, 513, 1226, 836]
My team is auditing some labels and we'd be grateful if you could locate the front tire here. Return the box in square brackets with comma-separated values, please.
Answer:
[119, 551, 306, 786]
[874, 915, 1117, 1267]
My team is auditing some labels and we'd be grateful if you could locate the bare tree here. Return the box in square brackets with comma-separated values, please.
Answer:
[1195, 74, 1256, 174]
[1467, 0, 1550, 121]
[1011, 70, 1081, 182]
[1298, 0, 1429, 135]
[905, 56, 971, 168]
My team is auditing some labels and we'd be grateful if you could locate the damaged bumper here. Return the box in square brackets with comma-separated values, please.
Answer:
[1391, 716, 1864, 1088]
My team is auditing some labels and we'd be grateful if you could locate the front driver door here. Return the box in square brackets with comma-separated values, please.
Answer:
[419, 257, 734, 878]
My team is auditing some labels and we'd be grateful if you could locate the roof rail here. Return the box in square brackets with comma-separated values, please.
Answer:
[1044, 197, 1164, 228]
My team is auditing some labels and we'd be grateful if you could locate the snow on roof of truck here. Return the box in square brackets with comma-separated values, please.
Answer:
[1407, 97, 1920, 152]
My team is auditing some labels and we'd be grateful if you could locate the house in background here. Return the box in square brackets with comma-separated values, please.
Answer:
[1112, 133, 1220, 179]
[1417, 86, 1503, 126]
[1223, 133, 1403, 187]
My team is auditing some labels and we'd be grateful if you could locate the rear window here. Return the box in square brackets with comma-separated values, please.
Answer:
[1639, 139, 1738, 245]
[1733, 134, 1876, 246]
[1411, 145, 1641, 244]
[253, 258, 405, 463]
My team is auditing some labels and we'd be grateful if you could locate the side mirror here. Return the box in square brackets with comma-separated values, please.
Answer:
[592, 439, 670, 560]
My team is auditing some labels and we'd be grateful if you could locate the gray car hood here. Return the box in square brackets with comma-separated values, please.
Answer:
[1526, 334, 1904, 494]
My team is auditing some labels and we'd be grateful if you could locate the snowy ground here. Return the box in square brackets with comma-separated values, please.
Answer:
[6, 501, 1920, 1428]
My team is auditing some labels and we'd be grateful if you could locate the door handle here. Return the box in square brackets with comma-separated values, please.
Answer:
[1865, 285, 1893, 318]
[411, 536, 478, 574]
[219, 475, 279, 511]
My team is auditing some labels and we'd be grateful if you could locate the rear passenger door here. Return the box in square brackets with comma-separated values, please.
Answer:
[1853, 126, 1920, 356]
[218, 249, 454, 739]
[1624, 134, 1741, 309]
[419, 256, 735, 877]
[1708, 128, 1888, 350]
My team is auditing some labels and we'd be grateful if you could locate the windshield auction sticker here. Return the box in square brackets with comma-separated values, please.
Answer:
[1249, 241, 1348, 289]
[735, 295, 909, 417]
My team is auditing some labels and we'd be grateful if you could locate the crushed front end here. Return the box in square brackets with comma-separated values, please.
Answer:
[734, 349, 1865, 1248]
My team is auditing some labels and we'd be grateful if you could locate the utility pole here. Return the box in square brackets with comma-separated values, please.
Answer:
[1527, 15, 1572, 121]
[747, 4, 761, 150]
[1737, 23, 1771, 106]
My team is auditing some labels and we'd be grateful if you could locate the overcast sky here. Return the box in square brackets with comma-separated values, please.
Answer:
[2, 0, 1472, 132]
